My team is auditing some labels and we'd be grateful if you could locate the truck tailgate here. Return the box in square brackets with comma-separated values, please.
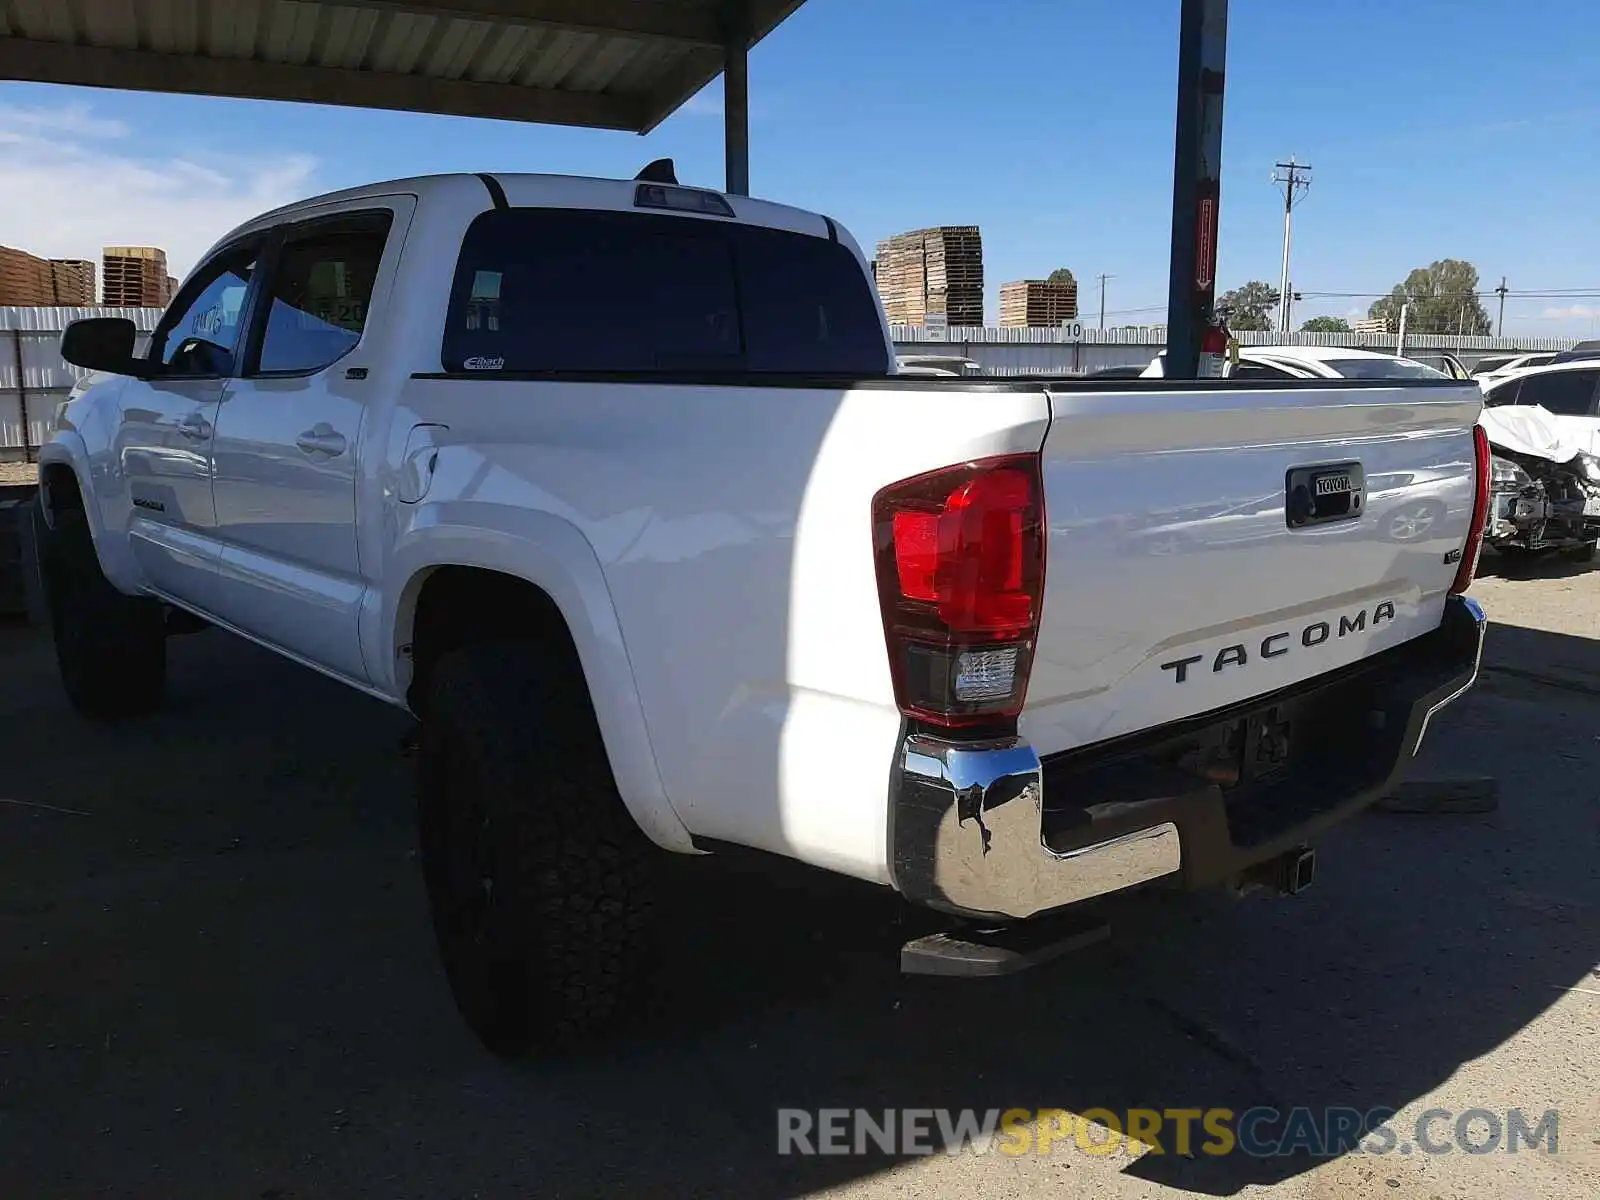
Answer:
[1020, 381, 1483, 756]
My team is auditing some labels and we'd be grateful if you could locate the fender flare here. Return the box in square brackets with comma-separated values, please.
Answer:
[380, 509, 698, 854]
[34, 436, 144, 593]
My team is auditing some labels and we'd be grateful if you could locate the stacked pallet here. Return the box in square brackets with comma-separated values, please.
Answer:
[999, 279, 1079, 328]
[1, 248, 100, 305]
[0, 246, 56, 305]
[102, 246, 170, 306]
[163, 275, 179, 303]
[50, 259, 95, 305]
[873, 226, 984, 326]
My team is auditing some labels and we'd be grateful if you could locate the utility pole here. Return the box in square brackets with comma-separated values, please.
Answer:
[1495, 276, 1508, 336]
[1271, 157, 1312, 333]
[1096, 273, 1114, 329]
[1163, 0, 1230, 377]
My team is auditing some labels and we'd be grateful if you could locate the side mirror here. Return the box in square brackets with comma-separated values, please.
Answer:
[60, 317, 143, 376]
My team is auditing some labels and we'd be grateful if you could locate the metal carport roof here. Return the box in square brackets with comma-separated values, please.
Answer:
[0, 0, 801, 138]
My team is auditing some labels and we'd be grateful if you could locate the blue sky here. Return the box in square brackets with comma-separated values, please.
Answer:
[3, 0, 1599, 335]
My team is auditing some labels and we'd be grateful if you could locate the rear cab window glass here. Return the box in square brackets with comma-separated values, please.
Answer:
[442, 208, 888, 376]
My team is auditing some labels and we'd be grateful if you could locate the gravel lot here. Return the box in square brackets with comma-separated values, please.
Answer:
[1, 564, 1596, 1199]
[0, 462, 38, 487]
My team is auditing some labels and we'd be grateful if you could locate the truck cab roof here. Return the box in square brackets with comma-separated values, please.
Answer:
[218, 170, 849, 259]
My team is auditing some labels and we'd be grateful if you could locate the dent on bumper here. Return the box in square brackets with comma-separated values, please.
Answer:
[889, 594, 1487, 922]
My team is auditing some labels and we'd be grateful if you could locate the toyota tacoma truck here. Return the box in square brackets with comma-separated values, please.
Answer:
[36, 166, 1488, 1056]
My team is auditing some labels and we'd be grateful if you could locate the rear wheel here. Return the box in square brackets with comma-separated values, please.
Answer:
[1561, 540, 1597, 563]
[40, 507, 167, 719]
[417, 640, 656, 1057]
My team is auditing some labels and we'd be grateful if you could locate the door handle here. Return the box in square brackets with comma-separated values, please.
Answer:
[177, 412, 212, 440]
[296, 424, 348, 457]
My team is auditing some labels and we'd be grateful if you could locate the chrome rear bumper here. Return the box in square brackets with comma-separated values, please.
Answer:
[888, 594, 1486, 922]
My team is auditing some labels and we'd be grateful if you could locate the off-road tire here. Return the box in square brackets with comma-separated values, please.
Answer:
[40, 507, 167, 719]
[417, 639, 656, 1057]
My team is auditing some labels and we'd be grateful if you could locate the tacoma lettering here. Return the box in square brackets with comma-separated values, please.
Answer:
[1162, 602, 1400, 685]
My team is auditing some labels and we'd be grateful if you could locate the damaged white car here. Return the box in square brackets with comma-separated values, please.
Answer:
[1478, 402, 1600, 562]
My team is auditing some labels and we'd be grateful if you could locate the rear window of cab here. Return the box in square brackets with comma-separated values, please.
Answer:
[442, 208, 889, 376]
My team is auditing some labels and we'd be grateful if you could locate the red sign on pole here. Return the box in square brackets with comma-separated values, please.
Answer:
[1195, 195, 1217, 291]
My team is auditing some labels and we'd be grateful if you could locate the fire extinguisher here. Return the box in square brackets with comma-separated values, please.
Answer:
[1198, 306, 1232, 378]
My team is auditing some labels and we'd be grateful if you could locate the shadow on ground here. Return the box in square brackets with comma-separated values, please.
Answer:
[0, 617, 1595, 1197]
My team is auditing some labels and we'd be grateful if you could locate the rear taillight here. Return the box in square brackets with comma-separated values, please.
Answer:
[1451, 424, 1491, 595]
[872, 454, 1046, 729]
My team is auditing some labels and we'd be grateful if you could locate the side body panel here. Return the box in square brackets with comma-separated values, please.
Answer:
[385, 377, 1052, 882]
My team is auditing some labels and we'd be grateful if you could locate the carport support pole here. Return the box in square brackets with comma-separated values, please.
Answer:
[723, 24, 750, 195]
[1163, 0, 1228, 377]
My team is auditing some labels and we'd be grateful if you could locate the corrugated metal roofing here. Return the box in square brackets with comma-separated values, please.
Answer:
[0, 0, 805, 132]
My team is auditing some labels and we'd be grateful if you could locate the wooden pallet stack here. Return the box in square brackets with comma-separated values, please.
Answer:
[0, 246, 56, 305]
[872, 226, 984, 326]
[999, 278, 1079, 327]
[50, 259, 95, 305]
[102, 246, 170, 306]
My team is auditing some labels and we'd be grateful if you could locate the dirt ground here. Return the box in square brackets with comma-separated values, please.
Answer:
[0, 562, 1596, 1200]
[0, 461, 38, 487]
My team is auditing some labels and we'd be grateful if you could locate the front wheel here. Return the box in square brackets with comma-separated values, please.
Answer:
[39, 507, 167, 720]
[417, 640, 657, 1057]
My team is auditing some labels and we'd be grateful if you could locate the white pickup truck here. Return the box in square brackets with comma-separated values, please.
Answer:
[38, 166, 1489, 1056]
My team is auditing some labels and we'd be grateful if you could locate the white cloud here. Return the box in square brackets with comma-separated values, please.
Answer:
[682, 93, 725, 117]
[0, 102, 130, 140]
[0, 102, 316, 282]
[1541, 304, 1598, 320]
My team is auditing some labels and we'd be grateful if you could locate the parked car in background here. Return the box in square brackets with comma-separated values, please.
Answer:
[1142, 345, 1450, 381]
[1400, 350, 1472, 380]
[1546, 339, 1600, 365]
[894, 353, 984, 377]
[1083, 363, 1147, 379]
[1472, 352, 1556, 385]
[1478, 402, 1600, 561]
[1480, 359, 1600, 454]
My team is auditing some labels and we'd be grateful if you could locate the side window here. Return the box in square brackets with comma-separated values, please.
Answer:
[253, 212, 393, 375]
[1516, 371, 1600, 416]
[1230, 361, 1296, 380]
[1482, 379, 1521, 407]
[152, 243, 258, 376]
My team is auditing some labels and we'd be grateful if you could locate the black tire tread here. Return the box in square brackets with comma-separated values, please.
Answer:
[41, 507, 166, 719]
[418, 639, 656, 1056]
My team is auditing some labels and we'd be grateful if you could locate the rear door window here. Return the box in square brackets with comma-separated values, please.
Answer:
[443, 208, 888, 376]
[253, 212, 392, 375]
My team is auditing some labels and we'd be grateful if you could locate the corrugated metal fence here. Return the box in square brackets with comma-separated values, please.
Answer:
[1, 307, 161, 461]
[891, 326, 1583, 377]
[1, 307, 1584, 459]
